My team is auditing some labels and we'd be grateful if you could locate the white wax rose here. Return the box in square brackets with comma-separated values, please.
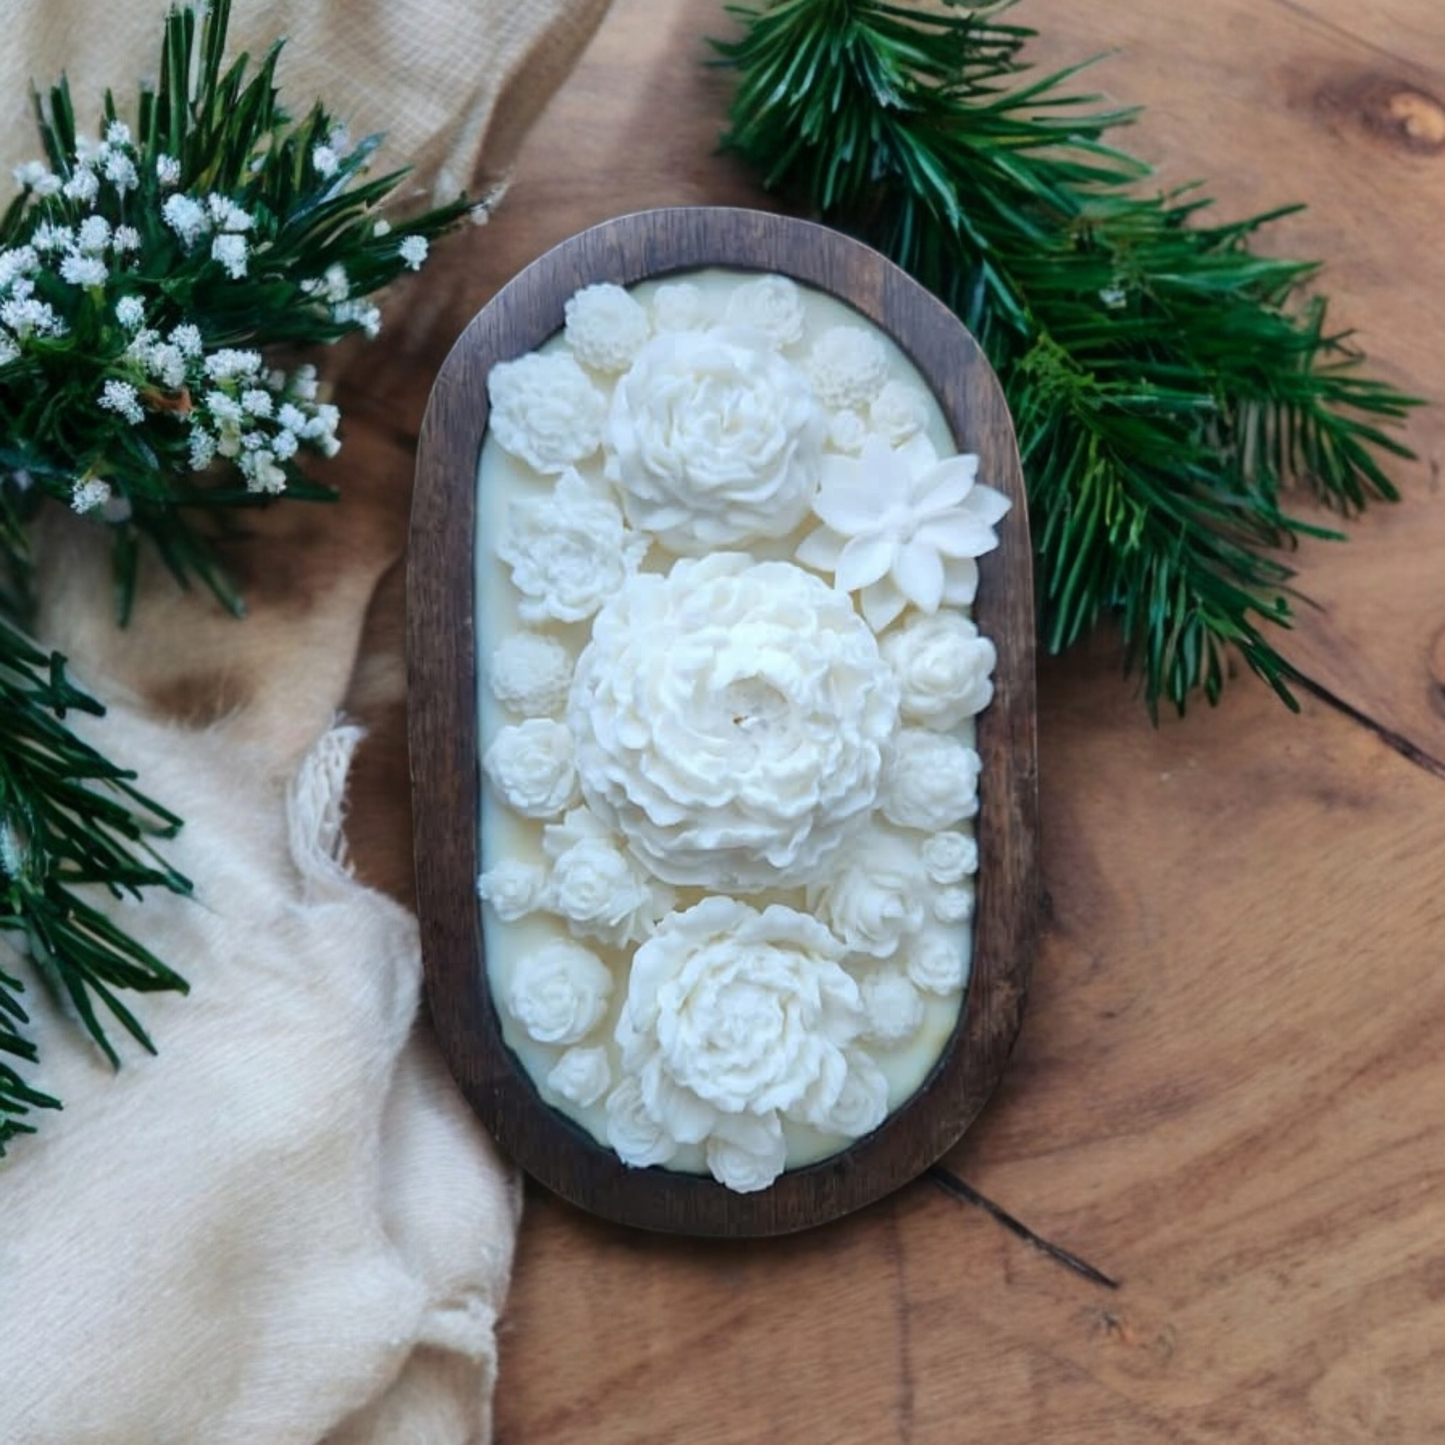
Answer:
[882, 612, 997, 730]
[613, 898, 875, 1192]
[483, 718, 578, 819]
[569, 554, 900, 890]
[505, 938, 613, 1045]
[814, 1050, 890, 1139]
[933, 885, 974, 925]
[904, 927, 972, 996]
[879, 728, 980, 832]
[487, 351, 605, 473]
[868, 380, 929, 444]
[650, 281, 704, 332]
[497, 469, 648, 624]
[604, 327, 826, 551]
[564, 282, 651, 372]
[541, 807, 673, 947]
[547, 1046, 612, 1108]
[806, 830, 927, 960]
[476, 860, 546, 921]
[920, 830, 978, 884]
[488, 632, 574, 717]
[860, 970, 926, 1045]
[723, 274, 806, 346]
[604, 1078, 676, 1168]
[828, 408, 868, 453]
[806, 324, 891, 409]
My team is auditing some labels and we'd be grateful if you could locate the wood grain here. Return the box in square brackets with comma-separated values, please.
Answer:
[326, 0, 1445, 1437]
[409, 208, 1038, 1235]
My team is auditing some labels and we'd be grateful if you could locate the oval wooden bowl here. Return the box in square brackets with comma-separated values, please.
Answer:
[408, 207, 1038, 1236]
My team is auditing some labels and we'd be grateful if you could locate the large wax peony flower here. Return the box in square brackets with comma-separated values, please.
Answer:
[604, 327, 826, 551]
[496, 469, 648, 624]
[881, 611, 997, 731]
[487, 351, 606, 473]
[797, 434, 1012, 631]
[611, 898, 883, 1191]
[568, 554, 901, 890]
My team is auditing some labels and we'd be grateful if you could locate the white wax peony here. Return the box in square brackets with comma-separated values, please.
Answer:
[604, 327, 826, 551]
[796, 433, 1012, 631]
[564, 282, 651, 372]
[860, 970, 926, 1045]
[868, 380, 930, 444]
[487, 351, 605, 473]
[921, 830, 978, 885]
[496, 469, 648, 624]
[723, 274, 806, 346]
[805, 829, 927, 960]
[880, 728, 981, 831]
[881, 611, 997, 730]
[904, 927, 972, 996]
[613, 898, 876, 1191]
[482, 718, 578, 819]
[806, 324, 891, 409]
[547, 1047, 612, 1108]
[569, 554, 900, 890]
[488, 632, 574, 717]
[476, 860, 546, 921]
[505, 938, 613, 1045]
[650, 281, 704, 332]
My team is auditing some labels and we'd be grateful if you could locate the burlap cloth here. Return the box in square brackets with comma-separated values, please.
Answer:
[0, 3, 609, 1441]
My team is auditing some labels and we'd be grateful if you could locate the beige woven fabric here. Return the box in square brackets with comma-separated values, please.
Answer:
[0, 0, 609, 204]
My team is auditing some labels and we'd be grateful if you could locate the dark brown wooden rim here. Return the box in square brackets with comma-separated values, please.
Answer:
[408, 207, 1038, 1236]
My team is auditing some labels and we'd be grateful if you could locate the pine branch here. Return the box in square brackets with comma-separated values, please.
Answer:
[713, 0, 1422, 713]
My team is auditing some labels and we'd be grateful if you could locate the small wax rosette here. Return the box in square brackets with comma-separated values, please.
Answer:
[410, 208, 1038, 1235]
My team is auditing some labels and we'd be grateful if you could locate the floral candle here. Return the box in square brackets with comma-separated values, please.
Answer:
[474, 269, 1008, 1194]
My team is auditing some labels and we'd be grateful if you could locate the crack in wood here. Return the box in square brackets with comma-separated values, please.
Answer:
[927, 1164, 1120, 1291]
[1292, 672, 1445, 782]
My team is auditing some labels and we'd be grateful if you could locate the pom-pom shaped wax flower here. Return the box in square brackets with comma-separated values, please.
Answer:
[723, 274, 806, 346]
[568, 554, 900, 890]
[806, 324, 891, 409]
[805, 830, 928, 960]
[904, 927, 972, 996]
[860, 970, 926, 1045]
[487, 352, 606, 473]
[612, 898, 875, 1191]
[797, 434, 1012, 632]
[564, 282, 651, 372]
[547, 1046, 612, 1108]
[880, 727, 980, 831]
[828, 408, 868, 453]
[541, 807, 673, 947]
[483, 718, 578, 818]
[650, 281, 704, 332]
[476, 860, 546, 921]
[488, 632, 574, 717]
[921, 830, 978, 885]
[881, 611, 997, 730]
[505, 938, 613, 1045]
[497, 469, 648, 624]
[868, 380, 930, 445]
[604, 327, 826, 552]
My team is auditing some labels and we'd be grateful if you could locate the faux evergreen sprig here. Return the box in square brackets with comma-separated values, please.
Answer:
[713, 0, 1421, 713]
[0, 0, 471, 1156]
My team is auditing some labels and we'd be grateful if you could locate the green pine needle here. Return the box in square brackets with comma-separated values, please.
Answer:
[713, 0, 1422, 714]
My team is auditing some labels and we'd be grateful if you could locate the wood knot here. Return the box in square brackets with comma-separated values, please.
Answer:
[1315, 74, 1445, 154]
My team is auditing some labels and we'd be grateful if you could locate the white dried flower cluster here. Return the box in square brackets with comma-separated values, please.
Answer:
[479, 271, 1008, 1195]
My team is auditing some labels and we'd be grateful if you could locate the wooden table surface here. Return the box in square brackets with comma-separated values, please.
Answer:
[340, 1, 1445, 1438]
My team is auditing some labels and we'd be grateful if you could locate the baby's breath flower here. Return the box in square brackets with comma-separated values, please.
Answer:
[311, 144, 339, 178]
[112, 225, 142, 253]
[77, 216, 112, 253]
[60, 254, 108, 287]
[0, 333, 19, 368]
[1, 298, 65, 339]
[103, 151, 139, 192]
[399, 235, 428, 270]
[62, 168, 100, 204]
[205, 392, 244, 426]
[115, 296, 145, 329]
[277, 402, 307, 432]
[241, 449, 287, 493]
[240, 388, 273, 417]
[206, 195, 253, 232]
[210, 233, 248, 278]
[271, 429, 298, 460]
[162, 193, 209, 246]
[99, 380, 144, 425]
[291, 364, 319, 401]
[145, 343, 187, 390]
[301, 263, 350, 303]
[169, 323, 203, 358]
[332, 299, 381, 337]
[188, 427, 217, 471]
[13, 160, 59, 194]
[155, 154, 182, 187]
[0, 247, 40, 290]
[30, 224, 70, 254]
[203, 348, 262, 381]
[70, 477, 112, 513]
[372, 218, 392, 237]
[105, 120, 133, 148]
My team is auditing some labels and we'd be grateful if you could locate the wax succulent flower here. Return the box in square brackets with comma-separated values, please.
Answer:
[881, 611, 997, 730]
[482, 718, 578, 819]
[505, 938, 613, 1046]
[797, 433, 1012, 631]
[541, 807, 673, 947]
[880, 728, 981, 831]
[564, 282, 651, 372]
[723, 273, 806, 345]
[612, 898, 877, 1191]
[496, 469, 648, 624]
[805, 830, 927, 960]
[921, 831, 978, 885]
[547, 1047, 612, 1108]
[806, 324, 891, 408]
[568, 554, 900, 890]
[476, 860, 547, 922]
[904, 927, 972, 996]
[604, 327, 826, 551]
[487, 352, 607, 473]
[488, 632, 574, 717]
